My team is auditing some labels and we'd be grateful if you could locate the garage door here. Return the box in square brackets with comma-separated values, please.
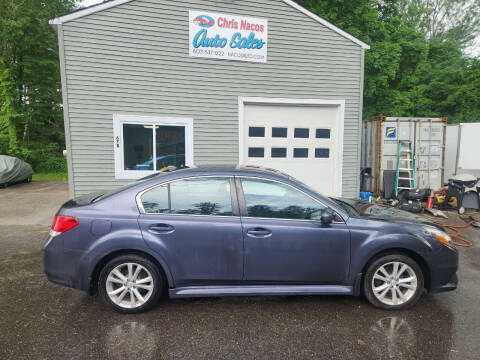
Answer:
[242, 104, 342, 196]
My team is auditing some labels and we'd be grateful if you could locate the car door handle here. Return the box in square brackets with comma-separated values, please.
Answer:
[246, 227, 272, 237]
[148, 224, 175, 233]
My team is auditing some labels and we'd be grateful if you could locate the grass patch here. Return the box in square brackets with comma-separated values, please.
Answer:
[33, 172, 68, 182]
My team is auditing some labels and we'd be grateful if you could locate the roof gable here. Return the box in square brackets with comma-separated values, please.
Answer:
[50, 0, 369, 49]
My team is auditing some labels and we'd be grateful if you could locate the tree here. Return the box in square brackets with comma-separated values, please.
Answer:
[385, 0, 480, 46]
[296, 0, 480, 122]
[0, 0, 77, 161]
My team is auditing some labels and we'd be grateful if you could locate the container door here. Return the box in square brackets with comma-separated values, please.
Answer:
[379, 120, 415, 191]
[415, 121, 445, 190]
[456, 123, 480, 177]
[444, 125, 459, 180]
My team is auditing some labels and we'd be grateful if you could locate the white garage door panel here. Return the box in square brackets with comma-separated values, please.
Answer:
[242, 104, 341, 196]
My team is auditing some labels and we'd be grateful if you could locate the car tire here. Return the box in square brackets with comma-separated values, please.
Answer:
[363, 253, 424, 310]
[98, 254, 164, 314]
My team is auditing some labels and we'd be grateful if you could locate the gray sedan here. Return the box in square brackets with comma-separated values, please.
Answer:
[43, 165, 458, 313]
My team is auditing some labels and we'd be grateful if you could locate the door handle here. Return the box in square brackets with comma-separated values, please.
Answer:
[148, 224, 175, 233]
[246, 227, 272, 237]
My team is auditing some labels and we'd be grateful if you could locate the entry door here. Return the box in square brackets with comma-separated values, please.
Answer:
[243, 104, 340, 196]
[137, 177, 243, 286]
[238, 178, 350, 284]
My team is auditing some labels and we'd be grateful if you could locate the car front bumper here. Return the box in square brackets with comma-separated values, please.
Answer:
[427, 244, 459, 293]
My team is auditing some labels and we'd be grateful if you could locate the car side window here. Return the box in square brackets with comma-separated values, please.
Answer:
[240, 179, 326, 220]
[140, 185, 169, 214]
[140, 177, 233, 216]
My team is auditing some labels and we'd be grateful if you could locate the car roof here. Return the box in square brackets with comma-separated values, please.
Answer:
[166, 164, 296, 180]
[95, 164, 349, 220]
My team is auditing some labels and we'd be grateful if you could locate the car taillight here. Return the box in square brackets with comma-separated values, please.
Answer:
[51, 215, 79, 235]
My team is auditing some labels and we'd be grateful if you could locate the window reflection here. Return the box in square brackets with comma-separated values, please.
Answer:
[170, 178, 232, 216]
[124, 124, 186, 171]
[155, 126, 185, 170]
[141, 185, 169, 214]
[241, 179, 326, 220]
[123, 124, 153, 170]
[140, 178, 233, 216]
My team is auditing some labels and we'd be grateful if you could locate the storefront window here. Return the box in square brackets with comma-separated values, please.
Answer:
[122, 125, 186, 172]
[114, 115, 193, 180]
[155, 126, 185, 170]
[123, 124, 154, 171]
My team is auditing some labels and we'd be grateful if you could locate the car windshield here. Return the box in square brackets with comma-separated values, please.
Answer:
[288, 177, 341, 210]
[329, 198, 361, 216]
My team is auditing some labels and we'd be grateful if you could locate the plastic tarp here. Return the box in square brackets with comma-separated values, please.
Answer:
[0, 155, 33, 185]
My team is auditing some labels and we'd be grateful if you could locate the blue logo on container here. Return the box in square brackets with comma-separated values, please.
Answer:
[386, 127, 396, 138]
[193, 15, 215, 28]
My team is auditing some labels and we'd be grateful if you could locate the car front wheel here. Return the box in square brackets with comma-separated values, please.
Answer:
[98, 254, 164, 313]
[363, 254, 424, 310]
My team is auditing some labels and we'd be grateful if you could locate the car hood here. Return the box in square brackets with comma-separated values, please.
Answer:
[333, 198, 431, 225]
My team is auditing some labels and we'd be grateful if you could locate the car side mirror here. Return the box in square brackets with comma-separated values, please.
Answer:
[321, 210, 335, 225]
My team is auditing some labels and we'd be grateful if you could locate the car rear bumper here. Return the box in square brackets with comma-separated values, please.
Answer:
[43, 234, 85, 291]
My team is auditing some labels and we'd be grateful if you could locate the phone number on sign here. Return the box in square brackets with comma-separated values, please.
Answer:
[192, 48, 225, 56]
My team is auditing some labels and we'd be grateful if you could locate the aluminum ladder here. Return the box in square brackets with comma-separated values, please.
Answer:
[395, 140, 416, 197]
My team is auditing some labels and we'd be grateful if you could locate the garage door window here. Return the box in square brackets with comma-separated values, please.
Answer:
[114, 115, 193, 180]
[249, 127, 265, 137]
[140, 178, 233, 216]
[294, 148, 309, 158]
[294, 128, 310, 138]
[315, 148, 330, 158]
[271, 148, 287, 158]
[316, 129, 331, 139]
[248, 147, 264, 158]
[241, 179, 326, 220]
[272, 127, 287, 138]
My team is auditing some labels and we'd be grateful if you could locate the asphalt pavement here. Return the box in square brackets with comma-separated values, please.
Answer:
[0, 181, 479, 359]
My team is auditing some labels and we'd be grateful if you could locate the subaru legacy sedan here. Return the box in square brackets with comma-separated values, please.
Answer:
[43, 166, 458, 313]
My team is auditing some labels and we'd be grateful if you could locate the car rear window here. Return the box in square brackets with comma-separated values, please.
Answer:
[93, 173, 167, 203]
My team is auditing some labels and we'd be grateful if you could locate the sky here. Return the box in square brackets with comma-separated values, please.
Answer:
[81, 0, 103, 6]
[79, 0, 479, 56]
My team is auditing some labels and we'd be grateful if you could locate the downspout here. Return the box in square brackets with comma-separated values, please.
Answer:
[357, 48, 365, 197]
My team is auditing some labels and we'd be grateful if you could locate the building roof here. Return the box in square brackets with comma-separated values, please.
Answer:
[50, 0, 370, 49]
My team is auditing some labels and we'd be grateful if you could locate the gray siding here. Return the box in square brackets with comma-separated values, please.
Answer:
[60, 0, 364, 197]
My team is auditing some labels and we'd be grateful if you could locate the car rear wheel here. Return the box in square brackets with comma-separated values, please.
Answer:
[98, 254, 164, 313]
[363, 254, 424, 310]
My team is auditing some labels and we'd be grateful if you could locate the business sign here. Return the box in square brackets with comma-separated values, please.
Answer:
[189, 10, 268, 63]
[386, 127, 397, 138]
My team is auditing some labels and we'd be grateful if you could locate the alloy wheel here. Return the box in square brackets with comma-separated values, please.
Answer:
[106, 263, 154, 309]
[371, 261, 418, 306]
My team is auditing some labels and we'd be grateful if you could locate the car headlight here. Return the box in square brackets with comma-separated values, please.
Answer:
[423, 226, 452, 246]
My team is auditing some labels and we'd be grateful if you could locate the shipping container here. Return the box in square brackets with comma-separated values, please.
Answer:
[444, 123, 480, 180]
[362, 117, 447, 196]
